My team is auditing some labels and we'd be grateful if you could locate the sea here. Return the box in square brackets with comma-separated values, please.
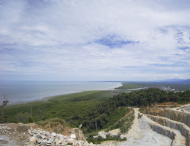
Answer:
[0, 81, 122, 105]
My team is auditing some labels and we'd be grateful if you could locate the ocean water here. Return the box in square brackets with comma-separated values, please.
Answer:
[0, 81, 122, 105]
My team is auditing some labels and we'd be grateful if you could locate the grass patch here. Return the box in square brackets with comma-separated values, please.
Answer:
[37, 118, 67, 126]
[48, 91, 99, 102]
[49, 90, 119, 102]
[116, 83, 143, 89]
[106, 110, 134, 133]
[87, 135, 126, 144]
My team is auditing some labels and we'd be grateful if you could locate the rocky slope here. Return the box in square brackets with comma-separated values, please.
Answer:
[0, 123, 88, 146]
[144, 108, 190, 127]
[142, 104, 190, 146]
[118, 104, 190, 146]
[117, 109, 172, 146]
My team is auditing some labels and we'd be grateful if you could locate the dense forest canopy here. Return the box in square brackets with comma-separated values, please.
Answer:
[77, 88, 190, 132]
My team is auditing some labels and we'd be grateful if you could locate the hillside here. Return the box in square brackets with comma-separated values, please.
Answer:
[1, 87, 190, 145]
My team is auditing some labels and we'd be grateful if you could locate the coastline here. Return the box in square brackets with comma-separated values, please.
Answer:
[7, 82, 123, 105]
[40, 82, 123, 102]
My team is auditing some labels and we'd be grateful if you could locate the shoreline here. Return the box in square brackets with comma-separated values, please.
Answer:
[7, 82, 123, 105]
[40, 82, 123, 102]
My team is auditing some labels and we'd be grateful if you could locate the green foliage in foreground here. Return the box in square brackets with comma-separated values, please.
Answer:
[115, 88, 190, 107]
[37, 118, 67, 127]
[79, 88, 190, 133]
[1, 100, 100, 124]
[80, 107, 129, 133]
[107, 111, 134, 133]
[87, 135, 127, 144]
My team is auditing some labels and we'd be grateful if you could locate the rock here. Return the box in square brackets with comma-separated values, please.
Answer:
[98, 131, 107, 139]
[45, 132, 50, 136]
[0, 138, 8, 144]
[51, 132, 56, 137]
[67, 140, 74, 145]
[47, 136, 54, 144]
[40, 139, 48, 145]
[0, 123, 89, 146]
[108, 129, 121, 137]
[145, 109, 190, 127]
[36, 138, 43, 144]
[30, 136, 36, 142]
[144, 115, 186, 146]
[70, 134, 76, 139]
[36, 135, 43, 139]
[72, 128, 86, 141]
[29, 137, 37, 145]
[146, 114, 190, 146]
[55, 139, 62, 145]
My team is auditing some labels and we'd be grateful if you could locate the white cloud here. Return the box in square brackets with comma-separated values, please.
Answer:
[0, 0, 190, 81]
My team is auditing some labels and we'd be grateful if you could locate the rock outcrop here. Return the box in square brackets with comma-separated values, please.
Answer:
[143, 115, 186, 146]
[146, 114, 190, 146]
[0, 123, 89, 146]
[28, 128, 88, 146]
[0, 123, 29, 145]
[141, 104, 190, 146]
[145, 109, 190, 127]
[175, 104, 190, 113]
[72, 128, 86, 141]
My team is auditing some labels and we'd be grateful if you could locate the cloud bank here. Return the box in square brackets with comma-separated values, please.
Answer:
[0, 0, 190, 81]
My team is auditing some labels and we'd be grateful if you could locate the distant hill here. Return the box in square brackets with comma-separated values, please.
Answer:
[182, 79, 190, 83]
[163, 78, 190, 83]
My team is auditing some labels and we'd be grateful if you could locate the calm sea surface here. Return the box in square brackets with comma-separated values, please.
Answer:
[0, 81, 122, 105]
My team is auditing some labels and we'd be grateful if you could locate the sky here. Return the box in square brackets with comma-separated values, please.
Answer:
[0, 0, 190, 81]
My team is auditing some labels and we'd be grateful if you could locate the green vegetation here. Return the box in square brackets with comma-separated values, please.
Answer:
[1, 86, 190, 143]
[48, 91, 100, 102]
[108, 88, 190, 109]
[1, 89, 132, 141]
[0, 90, 121, 125]
[80, 106, 129, 133]
[116, 82, 190, 91]
[37, 118, 67, 127]
[1, 99, 100, 124]
[37, 118, 68, 134]
[87, 135, 127, 144]
[49, 90, 119, 102]
[74, 88, 190, 133]
[115, 83, 142, 89]
[107, 111, 134, 133]
[123, 82, 190, 91]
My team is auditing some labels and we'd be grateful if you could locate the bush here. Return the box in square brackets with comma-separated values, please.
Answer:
[37, 118, 67, 127]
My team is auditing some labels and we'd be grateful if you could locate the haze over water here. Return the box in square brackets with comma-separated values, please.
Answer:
[0, 81, 121, 105]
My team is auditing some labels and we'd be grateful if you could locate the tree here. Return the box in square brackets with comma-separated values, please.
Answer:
[38, 108, 44, 121]
[28, 104, 33, 118]
[15, 112, 28, 123]
[0, 95, 9, 122]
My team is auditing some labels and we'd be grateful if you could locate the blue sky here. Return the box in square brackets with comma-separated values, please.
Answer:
[0, 0, 190, 81]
